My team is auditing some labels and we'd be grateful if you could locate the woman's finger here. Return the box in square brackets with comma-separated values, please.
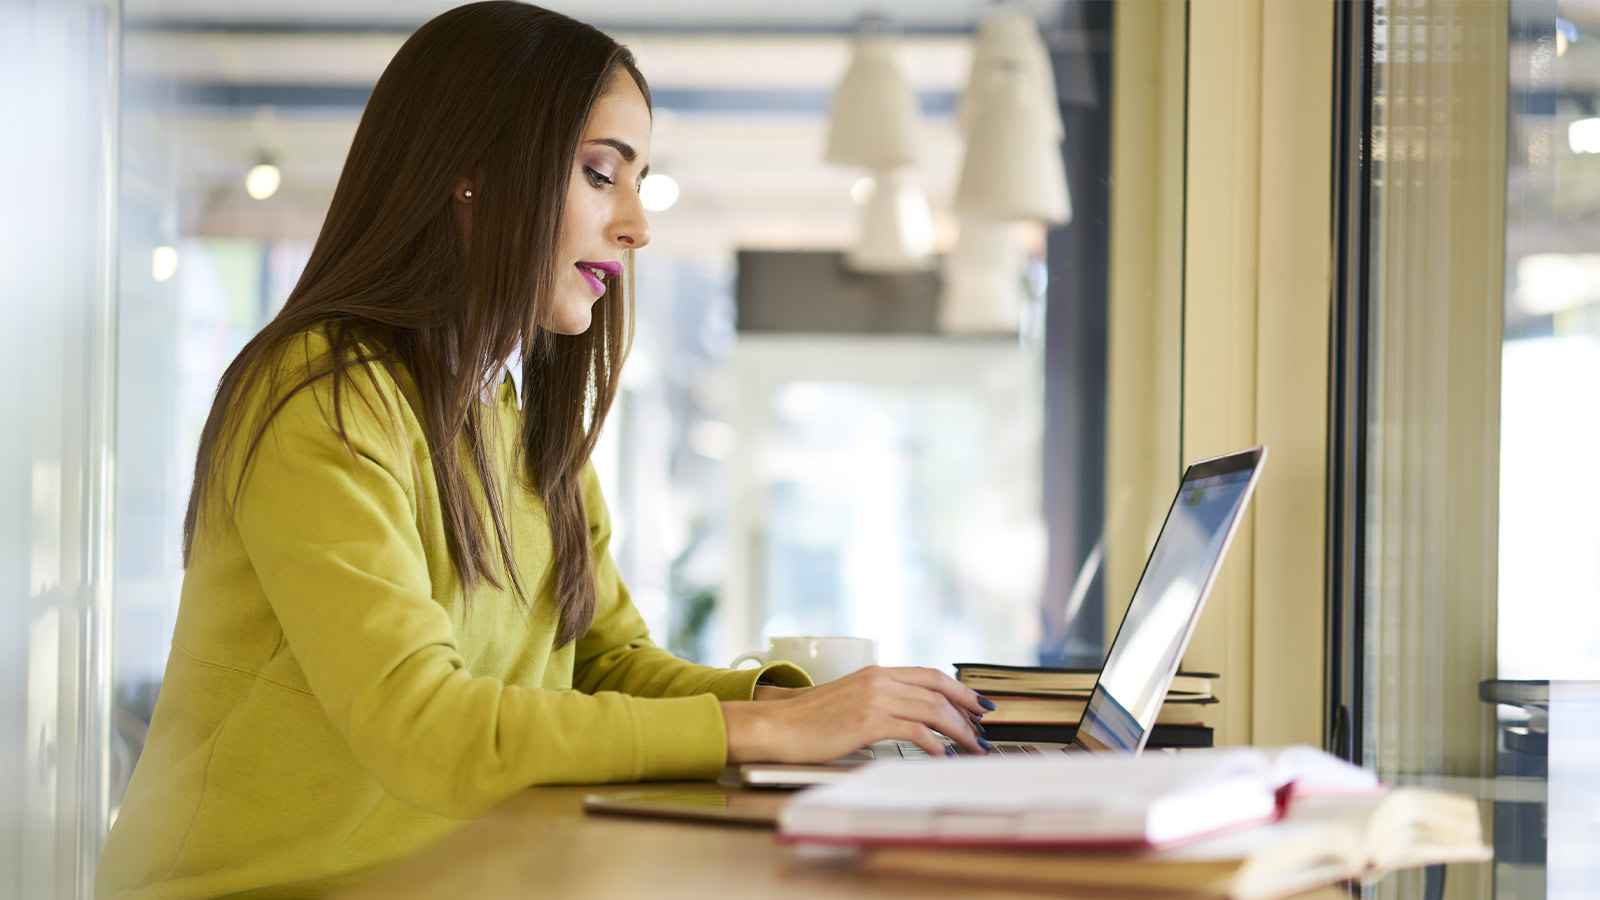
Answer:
[872, 666, 995, 717]
[878, 721, 951, 759]
[869, 682, 987, 755]
[830, 666, 990, 752]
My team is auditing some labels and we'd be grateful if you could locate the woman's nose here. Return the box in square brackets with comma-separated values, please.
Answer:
[612, 194, 651, 249]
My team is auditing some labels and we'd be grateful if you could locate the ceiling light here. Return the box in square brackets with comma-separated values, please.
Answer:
[945, 215, 1025, 274]
[955, 66, 1071, 225]
[938, 216, 1028, 333]
[825, 35, 920, 169]
[639, 173, 679, 212]
[846, 170, 932, 273]
[246, 160, 281, 200]
[962, 7, 1062, 139]
[1569, 118, 1600, 154]
[152, 245, 179, 282]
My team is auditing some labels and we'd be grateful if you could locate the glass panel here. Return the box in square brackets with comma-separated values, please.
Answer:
[1501, 7, 1600, 681]
[1364, 0, 1505, 897]
[1365, 0, 1600, 896]
[2, 2, 121, 894]
[1499, 2, 1600, 898]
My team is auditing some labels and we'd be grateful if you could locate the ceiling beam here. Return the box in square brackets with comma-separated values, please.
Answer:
[122, 82, 963, 116]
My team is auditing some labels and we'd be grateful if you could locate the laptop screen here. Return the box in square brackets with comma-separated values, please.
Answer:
[1074, 447, 1265, 753]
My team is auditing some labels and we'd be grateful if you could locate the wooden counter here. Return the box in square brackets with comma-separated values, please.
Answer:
[333, 781, 1351, 900]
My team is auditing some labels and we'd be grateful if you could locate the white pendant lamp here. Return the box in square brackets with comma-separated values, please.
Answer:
[961, 7, 1063, 140]
[955, 65, 1071, 226]
[825, 35, 920, 169]
[938, 216, 1029, 333]
[846, 170, 933, 273]
[945, 214, 1024, 274]
[939, 268, 1029, 334]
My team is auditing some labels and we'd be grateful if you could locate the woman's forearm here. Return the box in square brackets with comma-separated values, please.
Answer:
[751, 684, 813, 701]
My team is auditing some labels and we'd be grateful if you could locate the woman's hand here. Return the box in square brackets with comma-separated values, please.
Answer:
[722, 666, 993, 764]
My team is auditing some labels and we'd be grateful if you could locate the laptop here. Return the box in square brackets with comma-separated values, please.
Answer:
[736, 445, 1267, 787]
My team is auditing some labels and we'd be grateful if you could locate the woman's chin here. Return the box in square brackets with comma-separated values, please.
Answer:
[539, 302, 595, 336]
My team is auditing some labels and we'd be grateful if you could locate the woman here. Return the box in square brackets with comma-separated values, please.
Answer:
[96, 4, 989, 898]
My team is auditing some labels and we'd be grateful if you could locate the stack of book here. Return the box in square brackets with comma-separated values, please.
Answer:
[778, 746, 1491, 900]
[956, 662, 1218, 748]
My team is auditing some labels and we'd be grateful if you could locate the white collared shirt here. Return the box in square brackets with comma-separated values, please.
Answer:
[486, 345, 524, 410]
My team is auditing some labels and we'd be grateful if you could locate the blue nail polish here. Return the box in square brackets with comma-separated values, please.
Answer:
[945, 746, 958, 757]
[978, 738, 993, 751]
[977, 696, 997, 711]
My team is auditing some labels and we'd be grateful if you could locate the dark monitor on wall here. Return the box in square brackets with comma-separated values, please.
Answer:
[734, 249, 943, 335]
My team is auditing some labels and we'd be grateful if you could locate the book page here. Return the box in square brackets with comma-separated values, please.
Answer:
[1265, 745, 1381, 794]
[787, 750, 1273, 815]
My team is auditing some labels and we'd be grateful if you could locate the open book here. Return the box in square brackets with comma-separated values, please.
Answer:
[858, 787, 1490, 900]
[779, 745, 1383, 850]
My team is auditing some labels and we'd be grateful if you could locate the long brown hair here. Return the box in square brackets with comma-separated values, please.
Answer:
[183, 2, 647, 647]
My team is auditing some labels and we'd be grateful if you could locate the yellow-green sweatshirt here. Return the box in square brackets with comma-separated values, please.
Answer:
[95, 332, 810, 900]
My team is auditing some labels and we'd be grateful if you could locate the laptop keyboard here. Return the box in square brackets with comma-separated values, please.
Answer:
[891, 741, 1066, 759]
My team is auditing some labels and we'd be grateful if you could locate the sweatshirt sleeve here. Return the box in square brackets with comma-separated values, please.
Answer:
[571, 464, 814, 700]
[229, 355, 757, 819]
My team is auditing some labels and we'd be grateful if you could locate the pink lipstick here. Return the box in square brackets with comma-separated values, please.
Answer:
[575, 260, 622, 296]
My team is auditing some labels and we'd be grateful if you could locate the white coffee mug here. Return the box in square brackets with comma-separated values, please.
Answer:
[730, 636, 878, 684]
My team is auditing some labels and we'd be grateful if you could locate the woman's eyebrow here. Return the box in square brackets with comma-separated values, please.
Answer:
[585, 137, 650, 183]
[585, 138, 636, 162]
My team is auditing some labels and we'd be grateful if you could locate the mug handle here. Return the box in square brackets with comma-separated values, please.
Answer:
[729, 651, 768, 670]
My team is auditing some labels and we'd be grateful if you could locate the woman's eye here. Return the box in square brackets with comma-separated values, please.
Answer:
[584, 167, 613, 188]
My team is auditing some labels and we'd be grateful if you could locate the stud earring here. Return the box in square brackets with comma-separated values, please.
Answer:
[463, 189, 473, 199]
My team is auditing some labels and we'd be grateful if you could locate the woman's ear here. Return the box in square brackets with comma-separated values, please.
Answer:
[454, 176, 474, 202]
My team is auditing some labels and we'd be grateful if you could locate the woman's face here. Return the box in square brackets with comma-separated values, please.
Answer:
[545, 68, 653, 335]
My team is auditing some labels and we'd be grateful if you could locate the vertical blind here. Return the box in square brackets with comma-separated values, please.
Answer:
[1364, 0, 1506, 896]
